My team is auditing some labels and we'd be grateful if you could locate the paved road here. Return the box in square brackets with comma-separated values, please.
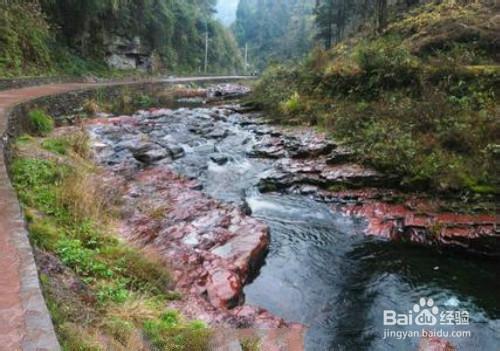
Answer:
[0, 76, 252, 351]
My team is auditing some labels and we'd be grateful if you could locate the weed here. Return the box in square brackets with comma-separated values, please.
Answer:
[240, 337, 261, 351]
[135, 94, 156, 109]
[28, 109, 54, 136]
[28, 218, 61, 251]
[96, 279, 130, 304]
[280, 91, 303, 115]
[143, 311, 211, 351]
[56, 239, 113, 278]
[42, 138, 69, 155]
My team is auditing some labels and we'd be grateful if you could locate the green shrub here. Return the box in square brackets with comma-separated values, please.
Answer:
[42, 138, 69, 155]
[135, 94, 155, 109]
[0, 1, 53, 76]
[354, 37, 421, 94]
[101, 246, 172, 294]
[10, 158, 61, 212]
[28, 109, 54, 136]
[96, 279, 130, 304]
[250, 64, 300, 114]
[280, 92, 302, 114]
[143, 311, 211, 351]
[56, 239, 113, 279]
[28, 219, 61, 251]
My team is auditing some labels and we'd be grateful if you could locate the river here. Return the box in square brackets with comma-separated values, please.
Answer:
[89, 100, 500, 350]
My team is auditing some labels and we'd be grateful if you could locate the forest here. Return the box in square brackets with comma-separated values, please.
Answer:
[0, 0, 243, 77]
[247, 0, 499, 194]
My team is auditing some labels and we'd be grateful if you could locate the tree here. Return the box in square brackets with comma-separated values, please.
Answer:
[234, 0, 315, 69]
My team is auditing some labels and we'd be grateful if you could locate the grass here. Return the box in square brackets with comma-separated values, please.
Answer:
[143, 311, 211, 351]
[10, 131, 210, 350]
[240, 337, 262, 351]
[28, 109, 54, 136]
[42, 138, 70, 155]
[249, 0, 499, 198]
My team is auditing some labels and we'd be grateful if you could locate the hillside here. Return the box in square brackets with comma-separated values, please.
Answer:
[250, 0, 499, 197]
[0, 0, 243, 78]
[233, 0, 317, 70]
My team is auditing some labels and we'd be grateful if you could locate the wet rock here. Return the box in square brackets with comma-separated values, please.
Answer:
[326, 146, 355, 165]
[206, 269, 242, 308]
[132, 143, 169, 164]
[342, 196, 499, 256]
[289, 139, 336, 159]
[207, 84, 251, 99]
[210, 154, 229, 165]
[240, 200, 252, 216]
[418, 336, 455, 351]
[166, 144, 185, 159]
[258, 159, 386, 193]
[249, 132, 336, 160]
[249, 144, 287, 159]
[194, 143, 217, 155]
[81, 152, 284, 327]
[208, 128, 231, 140]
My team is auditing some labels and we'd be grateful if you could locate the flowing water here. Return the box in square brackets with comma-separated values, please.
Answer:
[124, 104, 500, 350]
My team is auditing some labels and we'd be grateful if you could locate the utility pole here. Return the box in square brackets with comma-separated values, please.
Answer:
[204, 23, 209, 74]
[244, 43, 248, 74]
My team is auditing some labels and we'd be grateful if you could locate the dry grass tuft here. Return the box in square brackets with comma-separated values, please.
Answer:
[57, 168, 121, 223]
[105, 295, 163, 325]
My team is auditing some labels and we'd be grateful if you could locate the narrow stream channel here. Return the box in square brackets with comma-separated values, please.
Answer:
[91, 102, 500, 350]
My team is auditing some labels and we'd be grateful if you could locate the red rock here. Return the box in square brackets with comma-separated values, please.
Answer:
[206, 269, 242, 308]
[339, 194, 498, 255]
[418, 336, 455, 351]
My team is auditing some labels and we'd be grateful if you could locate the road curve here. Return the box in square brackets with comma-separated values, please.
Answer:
[0, 76, 253, 351]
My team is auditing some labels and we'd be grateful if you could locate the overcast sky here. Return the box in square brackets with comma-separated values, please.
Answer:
[215, 0, 239, 26]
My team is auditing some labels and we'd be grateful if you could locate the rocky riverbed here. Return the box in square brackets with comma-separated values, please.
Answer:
[82, 86, 498, 350]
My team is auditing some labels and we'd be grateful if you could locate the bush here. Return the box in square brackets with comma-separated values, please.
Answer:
[250, 64, 300, 114]
[280, 92, 302, 115]
[28, 219, 61, 251]
[135, 94, 156, 109]
[0, 1, 53, 76]
[250, 1, 498, 196]
[56, 239, 113, 279]
[10, 158, 62, 212]
[354, 37, 421, 95]
[28, 109, 54, 136]
[101, 246, 172, 294]
[143, 311, 211, 351]
[42, 138, 69, 155]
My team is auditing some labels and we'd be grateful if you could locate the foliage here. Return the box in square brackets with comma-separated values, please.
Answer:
[233, 0, 316, 70]
[0, 0, 53, 76]
[250, 0, 499, 195]
[42, 138, 70, 155]
[143, 310, 211, 351]
[28, 109, 54, 136]
[0, 0, 243, 77]
[9, 132, 217, 350]
[240, 337, 262, 351]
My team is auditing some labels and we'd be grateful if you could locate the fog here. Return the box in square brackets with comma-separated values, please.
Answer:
[215, 0, 239, 26]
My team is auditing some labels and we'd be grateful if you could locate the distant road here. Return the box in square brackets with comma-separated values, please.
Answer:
[0, 75, 257, 91]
